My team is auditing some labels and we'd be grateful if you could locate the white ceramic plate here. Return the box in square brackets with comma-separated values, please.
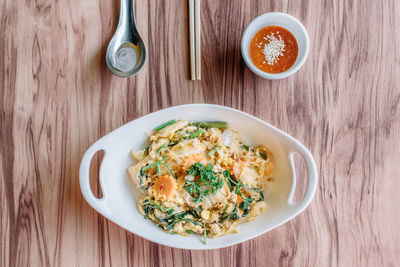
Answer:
[79, 104, 317, 250]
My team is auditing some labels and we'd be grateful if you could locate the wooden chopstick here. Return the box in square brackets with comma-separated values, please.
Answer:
[194, 0, 201, 80]
[188, 0, 196, 80]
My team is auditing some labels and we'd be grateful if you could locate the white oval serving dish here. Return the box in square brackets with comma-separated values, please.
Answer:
[79, 104, 317, 250]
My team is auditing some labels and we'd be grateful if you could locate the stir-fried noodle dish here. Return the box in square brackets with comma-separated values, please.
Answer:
[127, 119, 274, 243]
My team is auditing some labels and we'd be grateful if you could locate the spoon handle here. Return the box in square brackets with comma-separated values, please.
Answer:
[119, 0, 140, 42]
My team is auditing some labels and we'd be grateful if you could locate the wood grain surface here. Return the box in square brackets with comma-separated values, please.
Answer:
[1, 0, 399, 266]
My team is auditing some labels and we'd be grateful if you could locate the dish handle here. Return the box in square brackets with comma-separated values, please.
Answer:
[286, 139, 318, 211]
[79, 139, 111, 216]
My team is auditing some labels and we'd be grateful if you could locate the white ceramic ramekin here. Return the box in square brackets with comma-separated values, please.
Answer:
[241, 12, 309, 80]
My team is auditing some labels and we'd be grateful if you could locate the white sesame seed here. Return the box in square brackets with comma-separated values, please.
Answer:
[262, 34, 285, 65]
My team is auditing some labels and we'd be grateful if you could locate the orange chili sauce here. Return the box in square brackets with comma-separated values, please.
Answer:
[249, 26, 298, 73]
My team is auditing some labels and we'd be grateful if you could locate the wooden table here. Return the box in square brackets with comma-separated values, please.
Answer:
[1, 0, 399, 266]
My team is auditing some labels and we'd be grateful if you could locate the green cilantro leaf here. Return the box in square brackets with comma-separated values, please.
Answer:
[184, 162, 224, 203]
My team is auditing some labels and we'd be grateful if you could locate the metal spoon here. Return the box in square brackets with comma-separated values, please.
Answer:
[106, 0, 146, 77]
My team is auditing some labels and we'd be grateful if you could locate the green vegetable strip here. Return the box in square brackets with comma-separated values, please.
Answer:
[259, 152, 268, 160]
[223, 170, 239, 191]
[191, 121, 228, 129]
[156, 164, 161, 174]
[253, 188, 264, 202]
[244, 185, 264, 202]
[163, 210, 186, 220]
[223, 170, 233, 190]
[157, 210, 202, 231]
[142, 156, 168, 172]
[142, 161, 161, 171]
[220, 204, 240, 223]
[239, 197, 253, 210]
[156, 143, 166, 153]
[208, 146, 220, 156]
[228, 176, 237, 186]
[155, 119, 177, 131]
[231, 204, 239, 220]
[150, 201, 174, 213]
[203, 222, 207, 244]
[161, 162, 175, 178]
[189, 129, 205, 139]
[235, 179, 243, 196]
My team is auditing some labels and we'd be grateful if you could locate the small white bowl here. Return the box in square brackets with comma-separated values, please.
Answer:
[241, 12, 309, 80]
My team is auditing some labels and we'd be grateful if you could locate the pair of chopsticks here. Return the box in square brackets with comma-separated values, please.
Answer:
[189, 0, 201, 80]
